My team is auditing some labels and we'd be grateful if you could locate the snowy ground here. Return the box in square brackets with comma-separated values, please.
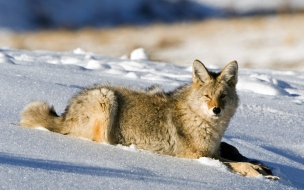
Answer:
[2, 13, 304, 71]
[0, 48, 303, 189]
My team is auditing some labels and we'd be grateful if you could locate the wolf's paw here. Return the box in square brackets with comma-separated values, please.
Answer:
[226, 162, 279, 180]
[264, 175, 280, 180]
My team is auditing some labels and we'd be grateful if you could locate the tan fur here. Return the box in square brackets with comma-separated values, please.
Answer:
[19, 60, 276, 179]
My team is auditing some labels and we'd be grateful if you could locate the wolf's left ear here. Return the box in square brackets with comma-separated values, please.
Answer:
[220, 61, 238, 87]
[192, 59, 211, 84]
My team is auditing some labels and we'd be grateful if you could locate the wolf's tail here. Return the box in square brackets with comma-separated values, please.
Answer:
[20, 101, 64, 133]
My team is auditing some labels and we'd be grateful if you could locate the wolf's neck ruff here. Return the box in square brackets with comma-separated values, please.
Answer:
[169, 82, 237, 158]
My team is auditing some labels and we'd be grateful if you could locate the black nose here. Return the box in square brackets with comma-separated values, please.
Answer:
[213, 107, 221, 115]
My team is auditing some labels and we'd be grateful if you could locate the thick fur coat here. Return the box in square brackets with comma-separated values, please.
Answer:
[20, 60, 277, 179]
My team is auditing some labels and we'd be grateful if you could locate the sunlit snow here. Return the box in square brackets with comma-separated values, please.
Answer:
[0, 48, 303, 189]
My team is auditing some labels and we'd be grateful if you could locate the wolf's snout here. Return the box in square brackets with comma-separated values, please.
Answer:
[213, 107, 221, 115]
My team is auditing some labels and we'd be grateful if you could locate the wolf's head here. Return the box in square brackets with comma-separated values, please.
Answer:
[189, 60, 239, 120]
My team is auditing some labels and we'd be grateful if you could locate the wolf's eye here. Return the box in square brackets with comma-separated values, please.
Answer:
[205, 95, 210, 99]
[220, 94, 226, 99]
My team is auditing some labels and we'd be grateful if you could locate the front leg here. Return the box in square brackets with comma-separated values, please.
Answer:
[214, 142, 279, 180]
[224, 161, 279, 180]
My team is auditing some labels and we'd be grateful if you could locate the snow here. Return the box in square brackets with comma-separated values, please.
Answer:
[130, 48, 149, 61]
[0, 47, 304, 189]
[197, 157, 228, 172]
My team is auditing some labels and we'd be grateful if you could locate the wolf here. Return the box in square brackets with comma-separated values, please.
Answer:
[20, 60, 277, 179]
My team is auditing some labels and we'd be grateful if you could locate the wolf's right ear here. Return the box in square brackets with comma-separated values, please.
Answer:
[220, 60, 238, 88]
[192, 60, 210, 85]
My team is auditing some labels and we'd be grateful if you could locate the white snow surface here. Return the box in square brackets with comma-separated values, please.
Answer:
[130, 48, 149, 61]
[0, 48, 303, 189]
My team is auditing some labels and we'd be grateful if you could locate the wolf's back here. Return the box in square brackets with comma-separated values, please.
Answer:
[20, 101, 63, 133]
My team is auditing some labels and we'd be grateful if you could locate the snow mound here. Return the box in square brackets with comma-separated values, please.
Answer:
[237, 73, 290, 96]
[197, 157, 228, 172]
[130, 48, 149, 61]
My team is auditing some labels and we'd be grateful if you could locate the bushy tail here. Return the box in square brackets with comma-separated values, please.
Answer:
[20, 101, 63, 133]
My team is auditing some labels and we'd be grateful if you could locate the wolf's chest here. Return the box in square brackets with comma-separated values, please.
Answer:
[193, 122, 226, 157]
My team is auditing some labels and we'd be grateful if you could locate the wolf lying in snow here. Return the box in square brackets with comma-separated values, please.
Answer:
[20, 60, 277, 179]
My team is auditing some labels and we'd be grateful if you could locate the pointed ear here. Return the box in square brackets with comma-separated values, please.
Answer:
[220, 60, 238, 87]
[192, 60, 211, 84]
